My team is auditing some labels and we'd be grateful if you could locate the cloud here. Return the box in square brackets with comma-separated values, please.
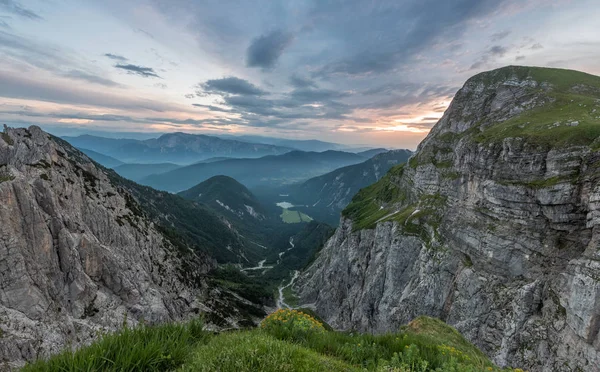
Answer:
[490, 30, 511, 41]
[0, 30, 115, 87]
[489, 45, 507, 56]
[289, 88, 351, 102]
[0, 0, 42, 20]
[469, 45, 508, 70]
[198, 77, 266, 96]
[104, 53, 128, 62]
[289, 75, 318, 89]
[62, 70, 121, 87]
[114, 63, 161, 78]
[0, 70, 180, 112]
[246, 29, 293, 69]
[192, 104, 233, 113]
[530, 43, 543, 50]
[312, 0, 508, 76]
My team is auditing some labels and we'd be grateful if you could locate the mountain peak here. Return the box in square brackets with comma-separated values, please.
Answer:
[179, 175, 265, 220]
[420, 65, 600, 152]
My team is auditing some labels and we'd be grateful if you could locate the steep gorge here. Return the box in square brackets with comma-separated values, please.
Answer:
[297, 66, 600, 371]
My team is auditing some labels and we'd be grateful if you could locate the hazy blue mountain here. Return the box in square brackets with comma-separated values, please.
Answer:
[62, 133, 293, 165]
[178, 175, 334, 281]
[63, 135, 138, 155]
[77, 148, 125, 168]
[142, 150, 368, 192]
[179, 175, 266, 223]
[283, 149, 413, 225]
[113, 163, 182, 182]
[216, 134, 347, 152]
[356, 148, 389, 159]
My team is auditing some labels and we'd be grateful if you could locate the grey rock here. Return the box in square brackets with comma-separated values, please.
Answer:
[297, 67, 600, 371]
[0, 126, 257, 370]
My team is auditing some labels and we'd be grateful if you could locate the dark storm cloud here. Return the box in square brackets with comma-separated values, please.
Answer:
[114, 64, 161, 78]
[198, 77, 266, 96]
[246, 29, 293, 69]
[104, 53, 128, 62]
[0, 0, 42, 20]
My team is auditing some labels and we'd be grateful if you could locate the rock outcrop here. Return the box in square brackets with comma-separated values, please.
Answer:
[297, 66, 600, 371]
[0, 126, 257, 369]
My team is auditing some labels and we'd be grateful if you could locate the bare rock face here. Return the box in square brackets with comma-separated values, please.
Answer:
[0, 126, 253, 369]
[297, 66, 600, 371]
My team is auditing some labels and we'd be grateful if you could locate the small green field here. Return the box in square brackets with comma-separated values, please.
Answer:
[280, 208, 313, 223]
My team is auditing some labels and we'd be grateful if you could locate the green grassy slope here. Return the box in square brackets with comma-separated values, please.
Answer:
[472, 66, 600, 148]
[22, 312, 524, 372]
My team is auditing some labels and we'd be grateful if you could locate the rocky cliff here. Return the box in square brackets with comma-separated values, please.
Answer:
[0, 126, 259, 369]
[297, 66, 600, 371]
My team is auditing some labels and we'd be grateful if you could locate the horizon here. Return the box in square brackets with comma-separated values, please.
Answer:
[1, 0, 599, 148]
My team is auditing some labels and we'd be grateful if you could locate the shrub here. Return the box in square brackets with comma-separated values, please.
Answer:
[261, 309, 325, 335]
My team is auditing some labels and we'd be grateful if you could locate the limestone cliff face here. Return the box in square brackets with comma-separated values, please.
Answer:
[297, 66, 600, 371]
[0, 126, 253, 369]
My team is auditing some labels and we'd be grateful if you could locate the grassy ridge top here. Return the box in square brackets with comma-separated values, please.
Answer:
[470, 66, 600, 147]
[469, 65, 600, 90]
[23, 312, 522, 372]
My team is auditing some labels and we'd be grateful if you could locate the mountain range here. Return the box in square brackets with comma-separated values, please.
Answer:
[4, 65, 600, 371]
[141, 149, 370, 192]
[282, 149, 413, 225]
[62, 133, 293, 164]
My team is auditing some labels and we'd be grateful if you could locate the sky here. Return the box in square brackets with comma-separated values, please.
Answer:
[0, 0, 599, 149]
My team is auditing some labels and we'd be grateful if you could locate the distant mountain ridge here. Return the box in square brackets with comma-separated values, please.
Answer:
[77, 148, 124, 168]
[142, 149, 369, 192]
[284, 149, 412, 225]
[215, 134, 348, 152]
[62, 133, 293, 164]
[113, 162, 181, 182]
[179, 175, 266, 222]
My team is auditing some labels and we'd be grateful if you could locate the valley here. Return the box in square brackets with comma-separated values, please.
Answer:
[2, 65, 600, 372]
[1, 0, 598, 369]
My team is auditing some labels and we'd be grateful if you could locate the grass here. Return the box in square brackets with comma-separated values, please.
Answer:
[469, 66, 600, 148]
[474, 92, 600, 147]
[23, 312, 526, 372]
[342, 164, 408, 230]
[180, 331, 356, 372]
[280, 208, 313, 223]
[22, 319, 208, 372]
